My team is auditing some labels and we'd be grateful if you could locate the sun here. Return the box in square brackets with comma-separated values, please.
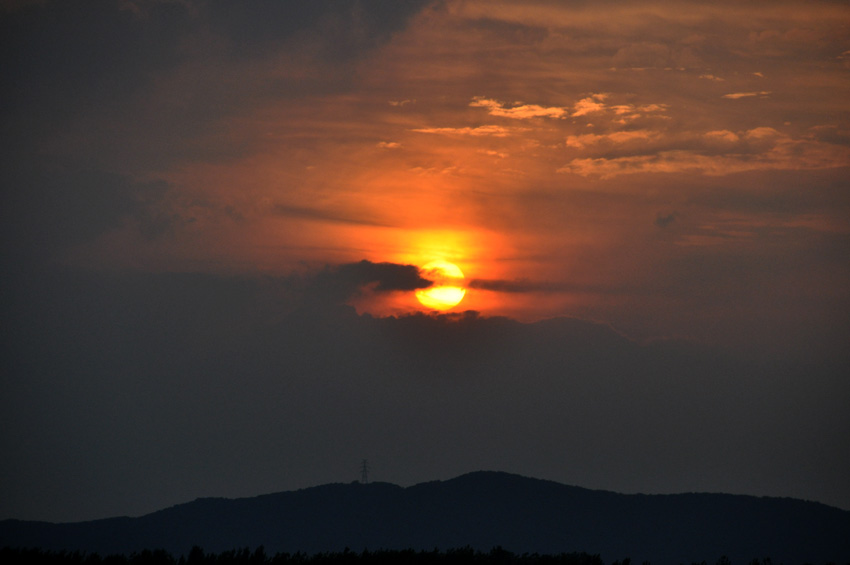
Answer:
[416, 260, 466, 310]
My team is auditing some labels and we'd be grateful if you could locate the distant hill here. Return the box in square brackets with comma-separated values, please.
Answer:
[2, 471, 849, 564]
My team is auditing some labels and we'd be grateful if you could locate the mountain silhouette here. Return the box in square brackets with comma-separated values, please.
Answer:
[2, 472, 848, 564]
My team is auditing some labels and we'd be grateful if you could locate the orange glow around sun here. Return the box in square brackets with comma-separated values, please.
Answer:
[416, 260, 466, 310]
[344, 228, 513, 316]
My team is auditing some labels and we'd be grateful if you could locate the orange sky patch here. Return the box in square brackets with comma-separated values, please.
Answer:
[56, 0, 850, 347]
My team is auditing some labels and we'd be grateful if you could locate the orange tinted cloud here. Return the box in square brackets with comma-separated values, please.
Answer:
[565, 130, 659, 148]
[722, 91, 772, 99]
[470, 97, 569, 119]
[411, 125, 517, 136]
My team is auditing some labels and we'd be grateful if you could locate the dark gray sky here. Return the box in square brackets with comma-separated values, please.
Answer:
[1, 0, 849, 522]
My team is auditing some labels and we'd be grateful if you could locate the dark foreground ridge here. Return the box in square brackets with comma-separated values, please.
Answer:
[2, 472, 849, 564]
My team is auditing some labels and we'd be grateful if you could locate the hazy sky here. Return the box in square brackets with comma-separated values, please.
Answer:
[2, 0, 849, 523]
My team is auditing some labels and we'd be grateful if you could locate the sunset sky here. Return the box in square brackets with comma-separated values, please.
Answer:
[2, 0, 849, 523]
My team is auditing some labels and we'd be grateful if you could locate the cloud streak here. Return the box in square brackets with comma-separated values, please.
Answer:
[411, 125, 517, 137]
[470, 97, 569, 119]
[559, 128, 850, 178]
[274, 204, 391, 227]
[722, 91, 772, 99]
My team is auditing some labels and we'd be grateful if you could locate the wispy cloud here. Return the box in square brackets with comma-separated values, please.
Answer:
[566, 130, 658, 149]
[704, 130, 740, 142]
[274, 204, 391, 227]
[470, 97, 569, 119]
[559, 133, 850, 178]
[569, 96, 667, 123]
[572, 94, 609, 117]
[411, 125, 516, 137]
[722, 91, 771, 99]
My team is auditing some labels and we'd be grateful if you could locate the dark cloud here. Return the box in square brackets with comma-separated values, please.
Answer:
[335, 260, 433, 292]
[274, 204, 391, 227]
[0, 161, 175, 265]
[468, 278, 647, 297]
[205, 0, 433, 59]
[0, 0, 192, 127]
[0, 0, 429, 117]
[306, 260, 432, 303]
[0, 0, 433, 170]
[469, 278, 578, 293]
[654, 212, 677, 228]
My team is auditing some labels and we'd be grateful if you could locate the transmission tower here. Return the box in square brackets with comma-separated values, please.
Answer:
[360, 459, 369, 484]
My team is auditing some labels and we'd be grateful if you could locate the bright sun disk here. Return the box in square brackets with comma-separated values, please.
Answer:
[416, 260, 466, 310]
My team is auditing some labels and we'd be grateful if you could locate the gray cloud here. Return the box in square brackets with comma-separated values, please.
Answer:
[469, 278, 579, 294]
[0, 0, 433, 170]
[334, 260, 433, 292]
[654, 212, 677, 228]
[204, 0, 432, 59]
[274, 204, 391, 227]
[305, 260, 433, 304]
[0, 162, 175, 265]
[468, 278, 652, 297]
[0, 0, 191, 131]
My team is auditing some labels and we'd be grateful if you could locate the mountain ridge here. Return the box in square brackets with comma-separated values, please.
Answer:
[2, 471, 849, 564]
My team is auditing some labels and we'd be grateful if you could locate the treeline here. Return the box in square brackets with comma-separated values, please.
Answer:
[1, 547, 602, 565]
[0, 547, 839, 565]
